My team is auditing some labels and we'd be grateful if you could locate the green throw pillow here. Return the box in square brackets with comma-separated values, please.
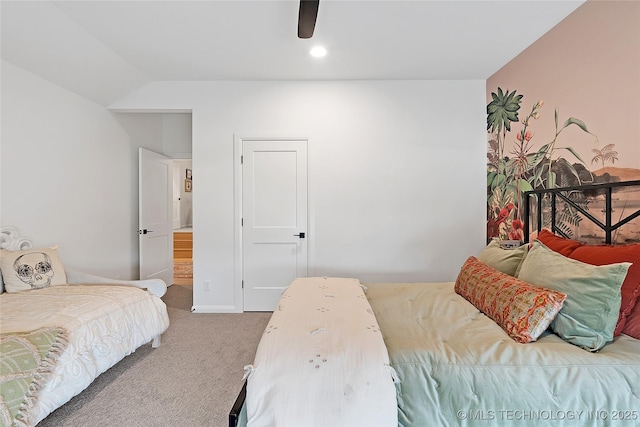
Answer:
[477, 239, 528, 276]
[517, 241, 630, 351]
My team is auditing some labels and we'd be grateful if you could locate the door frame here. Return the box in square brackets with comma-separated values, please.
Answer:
[233, 133, 313, 311]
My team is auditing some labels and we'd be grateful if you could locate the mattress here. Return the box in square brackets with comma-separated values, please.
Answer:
[365, 282, 640, 427]
[0, 284, 170, 425]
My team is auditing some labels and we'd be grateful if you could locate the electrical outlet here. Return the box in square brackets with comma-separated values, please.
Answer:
[203, 280, 210, 292]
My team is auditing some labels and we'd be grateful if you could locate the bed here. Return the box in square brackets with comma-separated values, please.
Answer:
[230, 180, 640, 427]
[0, 227, 170, 427]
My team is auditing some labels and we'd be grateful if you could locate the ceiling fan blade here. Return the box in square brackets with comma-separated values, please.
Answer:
[298, 0, 319, 39]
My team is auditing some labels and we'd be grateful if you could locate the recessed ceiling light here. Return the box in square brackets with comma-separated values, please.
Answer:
[310, 46, 327, 58]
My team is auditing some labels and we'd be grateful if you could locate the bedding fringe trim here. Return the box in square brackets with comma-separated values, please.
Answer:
[1, 327, 69, 427]
[242, 365, 255, 381]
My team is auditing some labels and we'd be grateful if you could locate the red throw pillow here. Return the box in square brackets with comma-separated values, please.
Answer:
[622, 303, 640, 339]
[570, 244, 640, 337]
[536, 229, 583, 256]
[534, 230, 640, 337]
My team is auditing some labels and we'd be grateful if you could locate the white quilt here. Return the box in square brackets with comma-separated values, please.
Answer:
[0, 284, 170, 426]
[245, 277, 398, 427]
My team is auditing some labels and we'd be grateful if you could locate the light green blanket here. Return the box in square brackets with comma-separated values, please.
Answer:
[0, 327, 68, 427]
[366, 282, 640, 427]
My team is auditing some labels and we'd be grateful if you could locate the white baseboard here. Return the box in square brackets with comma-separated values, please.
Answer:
[190, 304, 242, 313]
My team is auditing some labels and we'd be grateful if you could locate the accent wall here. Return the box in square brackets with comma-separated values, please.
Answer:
[486, 0, 640, 244]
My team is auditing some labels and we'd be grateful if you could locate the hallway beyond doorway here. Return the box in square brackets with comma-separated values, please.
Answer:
[173, 229, 192, 285]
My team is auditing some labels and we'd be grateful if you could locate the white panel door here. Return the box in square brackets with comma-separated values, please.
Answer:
[139, 148, 173, 286]
[243, 140, 308, 311]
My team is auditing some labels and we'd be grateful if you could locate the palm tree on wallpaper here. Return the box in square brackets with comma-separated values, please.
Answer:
[486, 88, 522, 240]
[487, 88, 598, 242]
[591, 144, 619, 169]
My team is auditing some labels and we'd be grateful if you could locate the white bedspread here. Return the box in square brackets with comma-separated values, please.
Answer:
[246, 277, 397, 427]
[0, 284, 170, 426]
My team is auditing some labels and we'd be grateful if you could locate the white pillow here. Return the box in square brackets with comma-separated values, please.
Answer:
[0, 247, 67, 292]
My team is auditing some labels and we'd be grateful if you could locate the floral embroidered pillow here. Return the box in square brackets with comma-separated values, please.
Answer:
[455, 256, 566, 343]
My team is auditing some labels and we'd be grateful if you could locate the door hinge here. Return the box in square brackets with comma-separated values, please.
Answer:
[242, 280, 244, 288]
[240, 155, 243, 164]
[241, 218, 243, 226]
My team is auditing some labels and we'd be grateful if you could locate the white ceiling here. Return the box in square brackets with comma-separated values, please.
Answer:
[1, 0, 585, 106]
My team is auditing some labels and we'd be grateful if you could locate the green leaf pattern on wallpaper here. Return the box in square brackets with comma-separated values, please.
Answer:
[486, 88, 605, 242]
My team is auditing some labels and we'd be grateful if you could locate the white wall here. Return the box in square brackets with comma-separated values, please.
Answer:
[1, 62, 192, 279]
[112, 80, 487, 312]
[162, 115, 192, 159]
[1, 61, 138, 278]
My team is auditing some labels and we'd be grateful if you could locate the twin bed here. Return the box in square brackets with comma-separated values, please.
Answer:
[0, 227, 170, 426]
[232, 180, 640, 427]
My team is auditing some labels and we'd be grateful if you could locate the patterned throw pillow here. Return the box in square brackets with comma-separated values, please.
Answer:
[0, 247, 67, 292]
[455, 256, 566, 343]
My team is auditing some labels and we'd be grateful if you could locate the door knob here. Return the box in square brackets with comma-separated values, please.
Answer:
[294, 232, 306, 238]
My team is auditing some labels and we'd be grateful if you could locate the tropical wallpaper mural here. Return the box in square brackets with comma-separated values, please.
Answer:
[485, 1, 640, 246]
[486, 87, 640, 245]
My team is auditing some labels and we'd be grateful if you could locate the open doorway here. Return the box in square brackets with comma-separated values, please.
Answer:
[114, 112, 192, 287]
[172, 159, 193, 285]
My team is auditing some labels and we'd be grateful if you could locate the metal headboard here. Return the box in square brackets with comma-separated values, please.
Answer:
[523, 180, 640, 244]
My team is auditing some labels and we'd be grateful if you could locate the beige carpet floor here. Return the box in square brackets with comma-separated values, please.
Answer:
[38, 284, 271, 427]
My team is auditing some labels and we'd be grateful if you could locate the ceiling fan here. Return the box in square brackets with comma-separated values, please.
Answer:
[298, 0, 320, 39]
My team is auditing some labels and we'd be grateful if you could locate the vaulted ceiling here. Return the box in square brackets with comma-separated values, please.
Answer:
[1, 1, 584, 106]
